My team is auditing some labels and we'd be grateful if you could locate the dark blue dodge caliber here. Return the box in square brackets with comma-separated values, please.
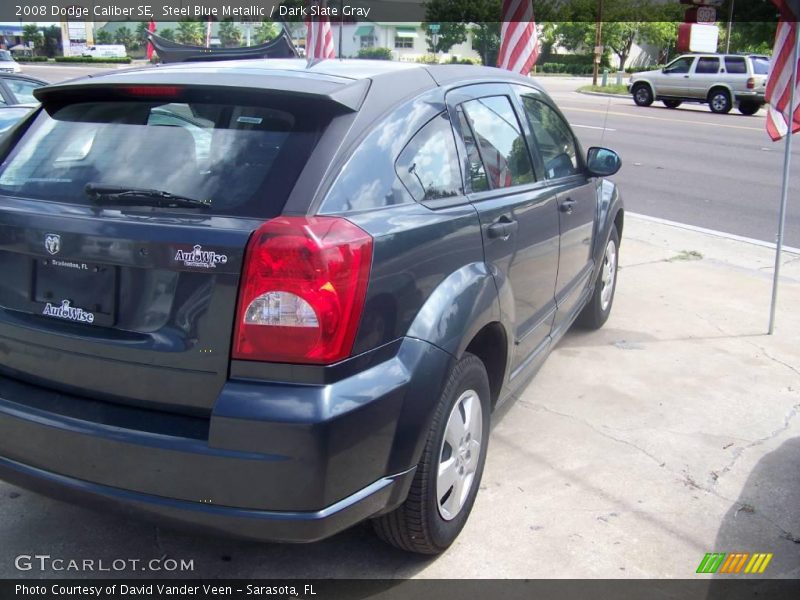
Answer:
[0, 59, 623, 554]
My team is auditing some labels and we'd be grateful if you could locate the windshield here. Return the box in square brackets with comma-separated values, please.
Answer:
[0, 98, 324, 216]
[0, 50, 13, 61]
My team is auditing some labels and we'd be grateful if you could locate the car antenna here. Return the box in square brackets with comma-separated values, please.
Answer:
[599, 96, 612, 146]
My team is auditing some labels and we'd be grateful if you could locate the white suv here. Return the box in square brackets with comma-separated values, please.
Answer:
[628, 54, 769, 115]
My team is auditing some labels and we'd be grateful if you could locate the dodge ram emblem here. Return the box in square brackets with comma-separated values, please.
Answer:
[44, 234, 61, 255]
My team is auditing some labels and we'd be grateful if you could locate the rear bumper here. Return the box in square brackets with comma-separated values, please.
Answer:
[0, 337, 453, 542]
[735, 91, 765, 104]
[0, 455, 416, 543]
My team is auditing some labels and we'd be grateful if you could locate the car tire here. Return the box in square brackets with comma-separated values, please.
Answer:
[738, 101, 762, 116]
[576, 225, 620, 330]
[708, 89, 732, 114]
[663, 99, 682, 109]
[632, 83, 654, 107]
[372, 352, 491, 554]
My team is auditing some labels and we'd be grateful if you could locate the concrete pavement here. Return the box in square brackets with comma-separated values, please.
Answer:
[1, 213, 798, 579]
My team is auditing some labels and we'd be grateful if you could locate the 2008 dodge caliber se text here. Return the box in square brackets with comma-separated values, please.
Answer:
[0, 59, 623, 554]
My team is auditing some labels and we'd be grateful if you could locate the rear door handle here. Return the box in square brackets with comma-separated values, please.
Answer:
[559, 198, 576, 214]
[487, 218, 518, 240]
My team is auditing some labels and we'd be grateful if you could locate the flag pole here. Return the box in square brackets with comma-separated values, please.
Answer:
[769, 21, 800, 334]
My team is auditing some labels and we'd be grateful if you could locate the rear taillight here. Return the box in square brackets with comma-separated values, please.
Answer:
[233, 216, 373, 364]
[747, 77, 756, 89]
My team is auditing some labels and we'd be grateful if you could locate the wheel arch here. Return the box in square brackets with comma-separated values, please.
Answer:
[707, 84, 734, 102]
[632, 79, 655, 97]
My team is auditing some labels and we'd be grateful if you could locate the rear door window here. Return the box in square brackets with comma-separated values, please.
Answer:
[695, 57, 720, 74]
[395, 112, 463, 202]
[0, 97, 324, 217]
[725, 56, 747, 74]
[460, 96, 534, 189]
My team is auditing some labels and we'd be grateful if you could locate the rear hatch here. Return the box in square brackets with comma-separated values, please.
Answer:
[0, 80, 355, 414]
[751, 55, 769, 94]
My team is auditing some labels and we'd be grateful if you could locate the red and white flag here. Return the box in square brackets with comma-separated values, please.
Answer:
[766, 0, 800, 140]
[497, 0, 540, 75]
[146, 20, 155, 61]
[305, 1, 336, 61]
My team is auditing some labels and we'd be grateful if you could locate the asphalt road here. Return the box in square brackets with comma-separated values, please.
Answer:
[19, 65, 800, 247]
[539, 77, 800, 248]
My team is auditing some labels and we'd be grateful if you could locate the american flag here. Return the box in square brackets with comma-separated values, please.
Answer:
[766, 0, 800, 140]
[497, 0, 540, 75]
[305, 1, 336, 61]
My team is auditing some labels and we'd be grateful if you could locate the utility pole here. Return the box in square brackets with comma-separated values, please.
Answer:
[725, 0, 735, 54]
[592, 0, 604, 86]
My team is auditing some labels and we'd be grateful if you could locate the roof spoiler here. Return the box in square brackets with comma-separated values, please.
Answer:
[33, 76, 370, 113]
[146, 30, 299, 64]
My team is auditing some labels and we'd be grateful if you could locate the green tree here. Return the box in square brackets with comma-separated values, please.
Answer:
[42, 25, 61, 57]
[219, 20, 243, 47]
[22, 24, 44, 54]
[177, 20, 204, 46]
[134, 21, 150, 49]
[95, 29, 113, 45]
[114, 26, 134, 51]
[424, 0, 503, 65]
[423, 22, 467, 54]
[254, 20, 279, 44]
[158, 28, 176, 42]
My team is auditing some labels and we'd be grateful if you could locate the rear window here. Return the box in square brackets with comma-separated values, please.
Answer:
[752, 57, 770, 75]
[725, 56, 747, 74]
[0, 98, 324, 217]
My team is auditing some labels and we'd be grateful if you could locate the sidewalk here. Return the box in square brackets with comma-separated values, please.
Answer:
[1, 214, 798, 579]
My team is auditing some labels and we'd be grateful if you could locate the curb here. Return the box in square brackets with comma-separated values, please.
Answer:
[577, 90, 630, 99]
[628, 212, 800, 256]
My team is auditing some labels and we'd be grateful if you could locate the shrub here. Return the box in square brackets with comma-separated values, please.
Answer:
[625, 64, 663, 74]
[448, 56, 481, 65]
[16, 56, 48, 62]
[357, 47, 392, 60]
[415, 54, 440, 64]
[54, 56, 132, 64]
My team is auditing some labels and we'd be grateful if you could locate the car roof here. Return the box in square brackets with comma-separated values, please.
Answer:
[37, 59, 546, 113]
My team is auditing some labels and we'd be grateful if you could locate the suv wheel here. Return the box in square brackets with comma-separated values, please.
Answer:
[663, 99, 682, 109]
[738, 101, 761, 116]
[632, 83, 654, 107]
[577, 225, 620, 330]
[708, 89, 732, 114]
[372, 353, 491, 554]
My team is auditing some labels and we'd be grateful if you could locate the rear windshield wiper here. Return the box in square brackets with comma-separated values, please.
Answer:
[85, 183, 211, 210]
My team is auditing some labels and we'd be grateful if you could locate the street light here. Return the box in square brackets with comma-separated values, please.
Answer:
[725, 0, 735, 54]
[592, 0, 604, 87]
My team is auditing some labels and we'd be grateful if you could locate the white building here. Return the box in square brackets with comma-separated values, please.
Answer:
[329, 21, 481, 63]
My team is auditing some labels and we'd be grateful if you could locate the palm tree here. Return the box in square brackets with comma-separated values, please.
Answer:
[159, 28, 176, 42]
[22, 24, 44, 55]
[255, 21, 279, 44]
[176, 20, 204, 46]
[95, 29, 113, 45]
[219, 20, 242, 47]
[114, 26, 134, 51]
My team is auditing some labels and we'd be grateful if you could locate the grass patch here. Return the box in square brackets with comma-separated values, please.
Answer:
[578, 84, 629, 95]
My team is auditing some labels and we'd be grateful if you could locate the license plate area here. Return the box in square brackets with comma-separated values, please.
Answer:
[34, 258, 116, 327]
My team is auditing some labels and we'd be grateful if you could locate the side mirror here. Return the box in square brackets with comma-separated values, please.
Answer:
[587, 147, 621, 177]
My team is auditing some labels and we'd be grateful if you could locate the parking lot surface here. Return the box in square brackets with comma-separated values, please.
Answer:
[2, 214, 798, 579]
